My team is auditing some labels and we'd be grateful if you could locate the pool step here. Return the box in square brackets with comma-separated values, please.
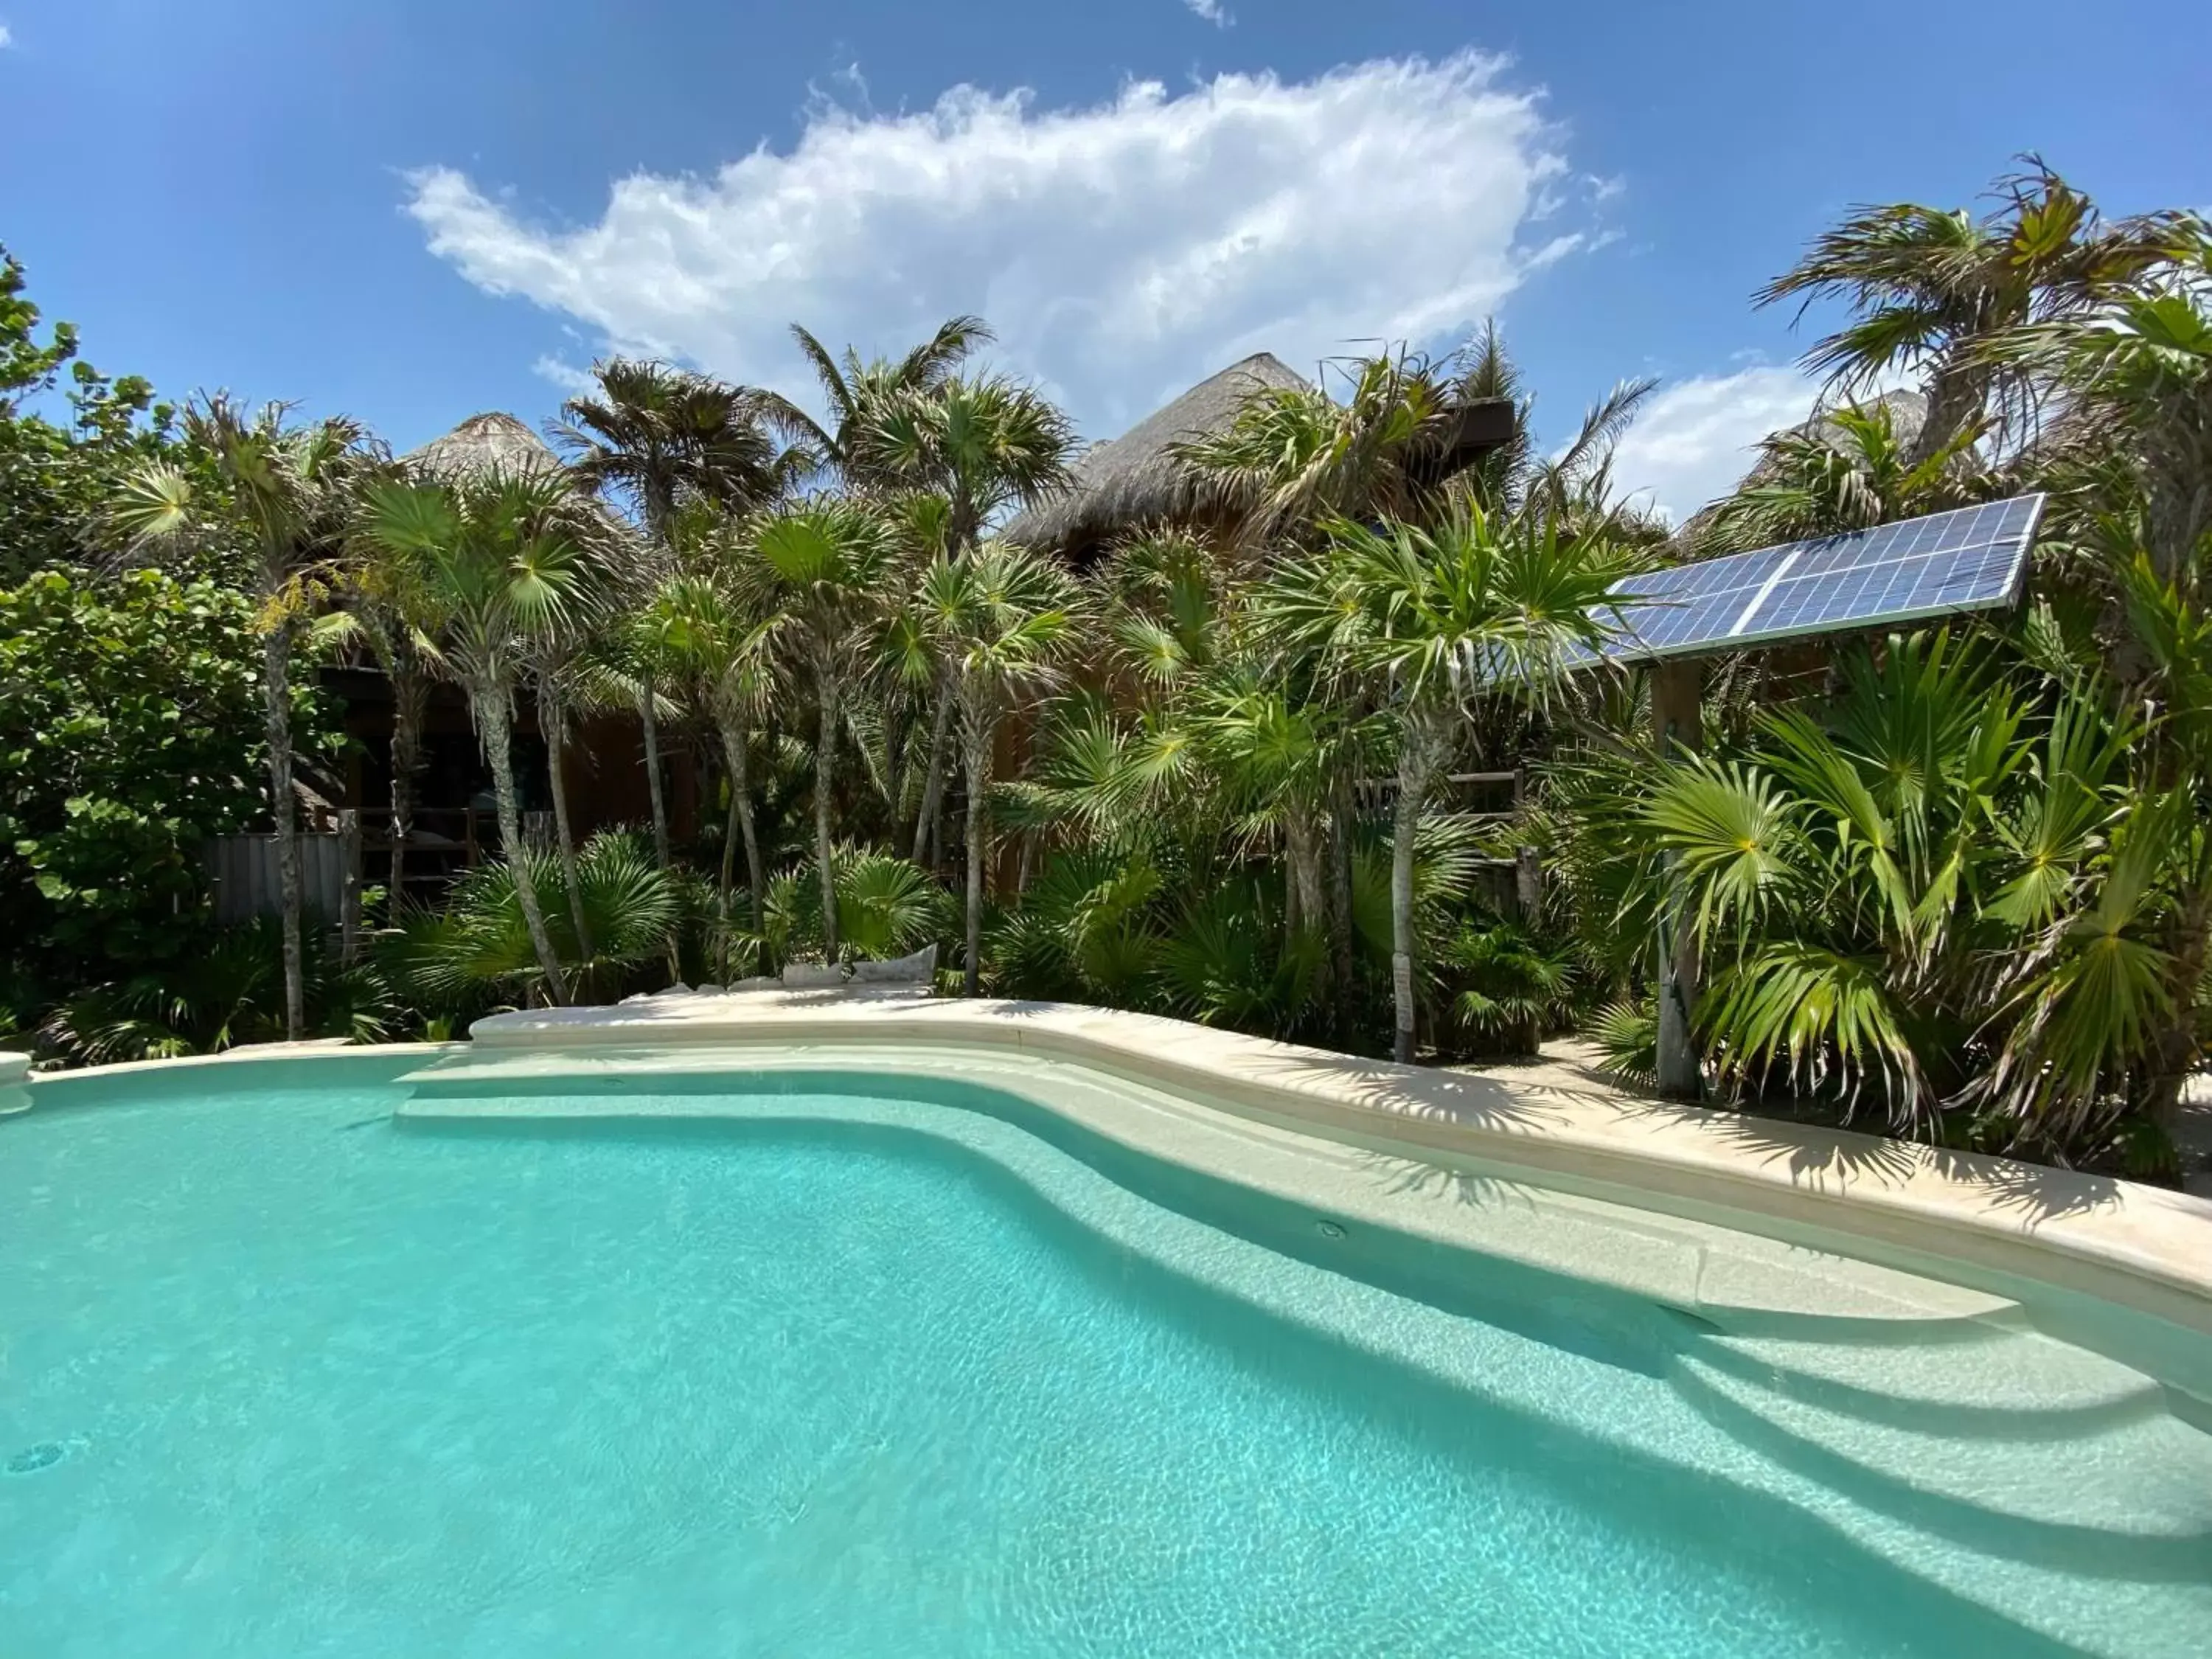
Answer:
[1674, 1342, 2212, 1581]
[1683, 1249, 2019, 1346]
[1693, 1329, 2167, 1437]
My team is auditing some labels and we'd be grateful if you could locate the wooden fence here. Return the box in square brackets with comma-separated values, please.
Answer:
[204, 808, 546, 956]
[204, 830, 347, 924]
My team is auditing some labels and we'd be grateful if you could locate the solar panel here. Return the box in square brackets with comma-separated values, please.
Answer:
[1587, 495, 2045, 665]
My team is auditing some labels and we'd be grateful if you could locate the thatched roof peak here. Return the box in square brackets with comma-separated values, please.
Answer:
[406, 411, 565, 481]
[1805, 386, 1928, 449]
[1006, 352, 1312, 557]
[1672, 386, 1935, 546]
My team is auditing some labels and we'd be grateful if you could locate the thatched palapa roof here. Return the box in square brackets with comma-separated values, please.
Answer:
[1674, 387, 1932, 548]
[406, 411, 567, 481]
[404, 411, 645, 562]
[1005, 352, 1312, 559]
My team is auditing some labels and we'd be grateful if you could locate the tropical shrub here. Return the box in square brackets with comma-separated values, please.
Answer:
[0, 568, 335, 992]
[37, 918, 391, 1065]
[393, 830, 684, 1009]
[1624, 631, 2149, 1157]
[0, 243, 184, 585]
[761, 844, 956, 966]
[1430, 918, 1578, 1057]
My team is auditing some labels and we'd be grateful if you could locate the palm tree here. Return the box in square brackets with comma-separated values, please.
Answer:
[529, 627, 600, 962]
[1195, 671, 1344, 945]
[1642, 633, 2140, 1150]
[765, 315, 993, 485]
[1988, 224, 2212, 590]
[862, 371, 1078, 555]
[1093, 529, 1347, 968]
[357, 470, 599, 1004]
[936, 541, 1084, 994]
[113, 397, 386, 1039]
[341, 578, 434, 905]
[554, 359, 812, 529]
[1758, 159, 2194, 465]
[397, 828, 681, 1009]
[1172, 334, 1635, 1039]
[877, 493, 963, 866]
[552, 360, 807, 865]
[860, 372, 1077, 856]
[1983, 223, 2212, 1127]
[1259, 506, 1627, 1060]
[1171, 339, 1541, 552]
[744, 498, 900, 959]
[645, 571, 771, 940]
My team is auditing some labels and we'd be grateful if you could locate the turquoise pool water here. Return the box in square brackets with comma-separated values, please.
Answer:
[0, 1060, 2190, 1655]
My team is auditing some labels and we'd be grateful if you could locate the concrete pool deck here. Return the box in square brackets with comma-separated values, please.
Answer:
[448, 992, 2212, 1351]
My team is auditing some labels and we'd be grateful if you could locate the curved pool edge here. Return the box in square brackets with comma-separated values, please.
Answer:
[458, 995, 2212, 1344]
[16, 1040, 464, 1093]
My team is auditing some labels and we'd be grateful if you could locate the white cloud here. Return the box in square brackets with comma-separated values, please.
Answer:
[1183, 0, 1232, 26]
[1608, 364, 1818, 524]
[0, 24, 14, 49]
[531, 354, 598, 397]
[1610, 358, 1927, 523]
[406, 53, 1600, 438]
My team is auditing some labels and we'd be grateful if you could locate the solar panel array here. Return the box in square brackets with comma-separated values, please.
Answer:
[1588, 495, 2045, 665]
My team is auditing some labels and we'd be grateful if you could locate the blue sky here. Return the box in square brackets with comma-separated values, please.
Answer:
[2, 1, 2204, 519]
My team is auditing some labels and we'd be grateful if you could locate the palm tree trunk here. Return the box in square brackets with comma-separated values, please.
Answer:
[714, 766, 741, 984]
[815, 669, 841, 959]
[1388, 716, 1447, 1064]
[1905, 363, 1989, 470]
[1284, 813, 1326, 946]
[388, 650, 427, 908]
[1329, 767, 1358, 1046]
[476, 689, 570, 1006]
[639, 679, 672, 869]
[962, 717, 990, 996]
[718, 720, 765, 933]
[262, 623, 306, 1041]
[538, 680, 594, 965]
[717, 754, 738, 903]
[912, 670, 956, 867]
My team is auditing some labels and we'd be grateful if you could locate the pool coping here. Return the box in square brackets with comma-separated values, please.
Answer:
[457, 995, 2212, 1339]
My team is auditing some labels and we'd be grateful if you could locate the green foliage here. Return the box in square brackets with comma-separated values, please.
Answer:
[1624, 632, 2152, 1147]
[1700, 400, 2000, 553]
[0, 568, 333, 984]
[0, 244, 182, 584]
[1431, 919, 1576, 1056]
[6, 220, 2208, 1193]
[762, 844, 954, 964]
[394, 830, 684, 1006]
[1155, 877, 1325, 1037]
[1756, 159, 2196, 458]
[1587, 997, 1659, 1090]
[38, 919, 390, 1065]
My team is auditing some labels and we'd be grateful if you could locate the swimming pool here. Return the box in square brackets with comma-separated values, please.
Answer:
[4, 1043, 2209, 1656]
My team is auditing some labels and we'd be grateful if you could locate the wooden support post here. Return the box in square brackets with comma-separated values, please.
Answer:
[337, 809, 362, 965]
[1514, 846, 1543, 919]
[1651, 660, 1703, 1099]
